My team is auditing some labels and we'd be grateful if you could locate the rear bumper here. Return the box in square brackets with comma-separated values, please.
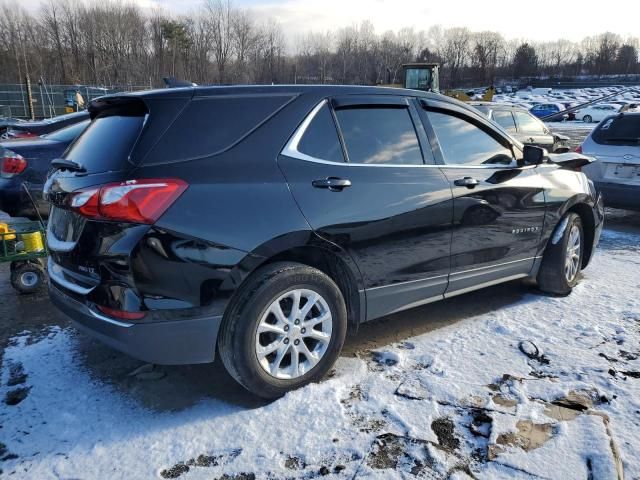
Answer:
[595, 181, 640, 211]
[49, 281, 223, 365]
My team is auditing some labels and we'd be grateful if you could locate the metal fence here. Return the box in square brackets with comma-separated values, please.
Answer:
[0, 84, 151, 119]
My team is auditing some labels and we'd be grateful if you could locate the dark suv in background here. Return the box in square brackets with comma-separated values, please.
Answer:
[45, 86, 603, 398]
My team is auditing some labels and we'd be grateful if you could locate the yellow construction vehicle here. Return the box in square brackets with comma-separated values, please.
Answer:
[401, 63, 495, 102]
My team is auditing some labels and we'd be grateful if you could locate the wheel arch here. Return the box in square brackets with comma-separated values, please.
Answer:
[544, 196, 596, 269]
[566, 202, 596, 268]
[220, 233, 366, 334]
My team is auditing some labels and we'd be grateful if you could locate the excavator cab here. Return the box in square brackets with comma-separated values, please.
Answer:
[403, 63, 439, 93]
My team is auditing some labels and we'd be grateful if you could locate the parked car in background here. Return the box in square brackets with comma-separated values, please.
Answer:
[560, 102, 579, 120]
[45, 86, 602, 398]
[1, 111, 89, 139]
[529, 103, 566, 120]
[0, 119, 89, 218]
[470, 102, 570, 152]
[574, 104, 623, 123]
[580, 112, 640, 210]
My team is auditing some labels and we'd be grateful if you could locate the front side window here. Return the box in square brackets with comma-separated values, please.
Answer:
[297, 104, 345, 162]
[515, 111, 545, 134]
[427, 110, 513, 166]
[492, 110, 517, 132]
[335, 107, 423, 165]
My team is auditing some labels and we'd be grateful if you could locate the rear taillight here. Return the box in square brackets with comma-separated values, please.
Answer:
[13, 131, 37, 139]
[69, 178, 187, 224]
[96, 305, 146, 320]
[575, 145, 583, 154]
[0, 151, 27, 178]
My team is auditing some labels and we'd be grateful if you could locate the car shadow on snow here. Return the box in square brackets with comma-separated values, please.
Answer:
[70, 279, 535, 412]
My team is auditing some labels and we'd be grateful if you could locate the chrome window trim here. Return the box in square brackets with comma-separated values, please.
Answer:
[281, 100, 334, 164]
[282, 99, 527, 170]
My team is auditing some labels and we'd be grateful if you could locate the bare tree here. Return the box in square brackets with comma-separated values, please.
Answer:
[205, 0, 234, 83]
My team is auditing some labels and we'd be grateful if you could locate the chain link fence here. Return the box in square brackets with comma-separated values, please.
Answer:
[0, 84, 151, 120]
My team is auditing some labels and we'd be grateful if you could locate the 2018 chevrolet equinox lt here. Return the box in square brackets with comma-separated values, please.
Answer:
[44, 86, 604, 398]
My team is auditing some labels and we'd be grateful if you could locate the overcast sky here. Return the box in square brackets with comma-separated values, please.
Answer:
[24, 0, 640, 43]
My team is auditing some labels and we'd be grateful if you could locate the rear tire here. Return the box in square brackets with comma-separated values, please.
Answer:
[537, 213, 584, 295]
[10, 261, 45, 294]
[218, 261, 347, 399]
[583, 115, 592, 123]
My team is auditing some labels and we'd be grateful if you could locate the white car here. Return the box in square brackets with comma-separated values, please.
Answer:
[580, 112, 640, 211]
[575, 104, 622, 123]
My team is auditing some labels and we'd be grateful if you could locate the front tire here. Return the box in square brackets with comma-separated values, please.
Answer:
[583, 115, 592, 123]
[218, 262, 347, 399]
[537, 213, 584, 295]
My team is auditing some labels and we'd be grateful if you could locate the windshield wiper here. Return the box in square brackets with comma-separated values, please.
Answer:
[51, 158, 86, 172]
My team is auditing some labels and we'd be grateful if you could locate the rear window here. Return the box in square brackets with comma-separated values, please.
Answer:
[592, 115, 640, 146]
[45, 120, 90, 142]
[145, 94, 295, 164]
[64, 115, 145, 173]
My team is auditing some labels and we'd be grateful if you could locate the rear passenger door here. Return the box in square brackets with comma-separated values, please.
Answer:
[418, 100, 546, 296]
[278, 96, 453, 320]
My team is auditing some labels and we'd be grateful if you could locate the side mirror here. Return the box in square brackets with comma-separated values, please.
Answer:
[521, 145, 547, 166]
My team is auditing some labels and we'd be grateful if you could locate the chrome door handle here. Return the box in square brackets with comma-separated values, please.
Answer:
[453, 177, 480, 189]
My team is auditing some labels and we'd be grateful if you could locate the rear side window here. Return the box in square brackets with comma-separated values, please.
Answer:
[514, 111, 545, 134]
[65, 115, 145, 173]
[427, 110, 513, 166]
[592, 115, 640, 146]
[473, 105, 490, 116]
[146, 94, 294, 163]
[45, 120, 90, 142]
[492, 110, 517, 132]
[298, 104, 344, 162]
[335, 107, 422, 165]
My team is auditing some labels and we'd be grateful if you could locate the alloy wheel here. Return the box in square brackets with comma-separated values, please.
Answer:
[255, 288, 333, 379]
[565, 224, 581, 282]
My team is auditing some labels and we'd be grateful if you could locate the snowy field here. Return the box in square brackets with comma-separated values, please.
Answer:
[1, 88, 639, 479]
[1, 222, 639, 479]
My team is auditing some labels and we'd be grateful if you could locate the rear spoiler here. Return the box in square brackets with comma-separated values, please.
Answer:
[88, 96, 149, 120]
[547, 152, 595, 170]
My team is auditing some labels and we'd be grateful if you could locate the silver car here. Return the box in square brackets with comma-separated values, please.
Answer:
[580, 112, 640, 211]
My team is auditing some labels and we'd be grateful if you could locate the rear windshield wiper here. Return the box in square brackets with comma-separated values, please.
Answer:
[51, 158, 86, 173]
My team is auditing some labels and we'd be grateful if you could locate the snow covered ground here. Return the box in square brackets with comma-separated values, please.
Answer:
[1, 223, 639, 479]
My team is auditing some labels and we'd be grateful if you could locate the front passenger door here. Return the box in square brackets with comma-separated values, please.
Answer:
[420, 103, 547, 296]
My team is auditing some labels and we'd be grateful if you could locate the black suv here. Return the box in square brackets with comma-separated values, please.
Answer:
[45, 86, 603, 398]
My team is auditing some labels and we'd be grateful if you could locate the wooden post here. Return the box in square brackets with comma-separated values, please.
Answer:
[25, 74, 35, 120]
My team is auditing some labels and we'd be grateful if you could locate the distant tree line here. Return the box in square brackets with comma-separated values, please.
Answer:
[1, 0, 638, 89]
